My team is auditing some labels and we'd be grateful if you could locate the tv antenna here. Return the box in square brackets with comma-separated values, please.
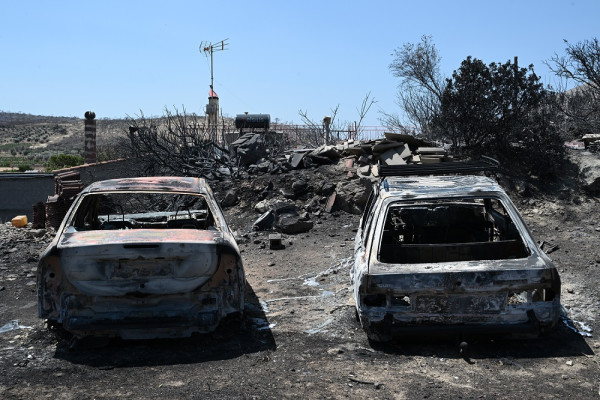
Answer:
[199, 38, 229, 90]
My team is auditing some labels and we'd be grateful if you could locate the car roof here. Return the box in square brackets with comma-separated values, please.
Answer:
[380, 175, 505, 199]
[83, 176, 210, 194]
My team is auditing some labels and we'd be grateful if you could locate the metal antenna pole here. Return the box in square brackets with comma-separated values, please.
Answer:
[199, 39, 229, 143]
[200, 38, 229, 90]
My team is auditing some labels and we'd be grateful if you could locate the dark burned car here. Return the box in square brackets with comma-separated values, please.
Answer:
[352, 167, 561, 342]
[37, 177, 245, 339]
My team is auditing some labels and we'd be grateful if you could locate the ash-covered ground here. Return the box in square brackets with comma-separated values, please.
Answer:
[1, 155, 599, 399]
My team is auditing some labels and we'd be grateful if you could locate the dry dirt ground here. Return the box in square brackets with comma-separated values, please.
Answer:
[1, 158, 600, 399]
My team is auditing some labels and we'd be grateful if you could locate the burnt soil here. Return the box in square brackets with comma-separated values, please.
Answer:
[1, 153, 600, 399]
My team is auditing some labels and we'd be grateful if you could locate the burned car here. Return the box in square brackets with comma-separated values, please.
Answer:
[352, 167, 561, 342]
[37, 177, 245, 339]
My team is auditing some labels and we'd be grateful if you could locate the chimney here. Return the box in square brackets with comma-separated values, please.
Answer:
[84, 111, 96, 164]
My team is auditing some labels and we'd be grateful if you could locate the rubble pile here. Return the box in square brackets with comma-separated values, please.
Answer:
[582, 134, 600, 152]
[44, 171, 84, 229]
[565, 133, 600, 195]
[233, 131, 445, 179]
[218, 132, 450, 235]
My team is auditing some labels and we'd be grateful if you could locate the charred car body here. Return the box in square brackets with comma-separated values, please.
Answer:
[352, 164, 561, 341]
[37, 177, 245, 339]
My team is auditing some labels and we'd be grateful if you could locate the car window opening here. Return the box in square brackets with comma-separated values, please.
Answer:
[69, 192, 216, 231]
[378, 197, 530, 263]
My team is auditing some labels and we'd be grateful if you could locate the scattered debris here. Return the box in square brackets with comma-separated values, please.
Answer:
[45, 171, 84, 229]
[303, 257, 352, 287]
[540, 240, 560, 254]
[269, 233, 284, 250]
[582, 134, 600, 149]
[565, 140, 585, 150]
[252, 199, 314, 234]
[561, 316, 593, 337]
[221, 189, 238, 207]
[0, 320, 33, 334]
[10, 215, 27, 228]
[304, 318, 333, 335]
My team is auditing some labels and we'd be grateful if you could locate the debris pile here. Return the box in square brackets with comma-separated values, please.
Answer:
[44, 171, 84, 229]
[32, 201, 45, 229]
[235, 131, 446, 179]
[565, 133, 600, 194]
[223, 132, 450, 235]
[251, 198, 314, 234]
[582, 134, 600, 152]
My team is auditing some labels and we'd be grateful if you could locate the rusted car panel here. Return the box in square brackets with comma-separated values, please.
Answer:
[37, 177, 245, 339]
[352, 175, 561, 341]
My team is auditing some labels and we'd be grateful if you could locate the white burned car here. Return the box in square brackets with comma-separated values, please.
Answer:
[37, 177, 245, 339]
[352, 172, 561, 342]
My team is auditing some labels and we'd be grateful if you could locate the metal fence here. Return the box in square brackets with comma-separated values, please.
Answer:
[263, 124, 390, 147]
[195, 122, 392, 150]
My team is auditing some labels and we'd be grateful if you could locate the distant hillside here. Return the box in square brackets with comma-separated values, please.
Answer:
[0, 112, 131, 169]
[0, 111, 79, 126]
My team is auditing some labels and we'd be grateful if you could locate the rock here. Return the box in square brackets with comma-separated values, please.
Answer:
[28, 229, 47, 238]
[335, 177, 373, 214]
[221, 189, 238, 207]
[357, 165, 371, 176]
[318, 182, 336, 196]
[253, 210, 275, 231]
[578, 152, 600, 194]
[357, 155, 370, 165]
[305, 196, 321, 211]
[255, 198, 295, 214]
[290, 152, 307, 169]
[513, 179, 530, 197]
[282, 189, 297, 199]
[291, 179, 308, 195]
[257, 161, 271, 173]
[231, 133, 268, 165]
[302, 156, 316, 169]
[233, 231, 247, 244]
[276, 213, 314, 234]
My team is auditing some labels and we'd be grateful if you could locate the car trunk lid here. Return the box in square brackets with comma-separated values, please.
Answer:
[58, 229, 221, 296]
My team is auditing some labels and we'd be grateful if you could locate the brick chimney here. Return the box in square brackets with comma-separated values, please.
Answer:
[84, 111, 96, 164]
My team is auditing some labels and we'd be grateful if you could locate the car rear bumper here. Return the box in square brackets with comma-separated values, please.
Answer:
[58, 290, 232, 339]
[362, 309, 559, 341]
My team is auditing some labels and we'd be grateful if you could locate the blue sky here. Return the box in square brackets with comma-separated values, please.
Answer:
[1, 0, 598, 127]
